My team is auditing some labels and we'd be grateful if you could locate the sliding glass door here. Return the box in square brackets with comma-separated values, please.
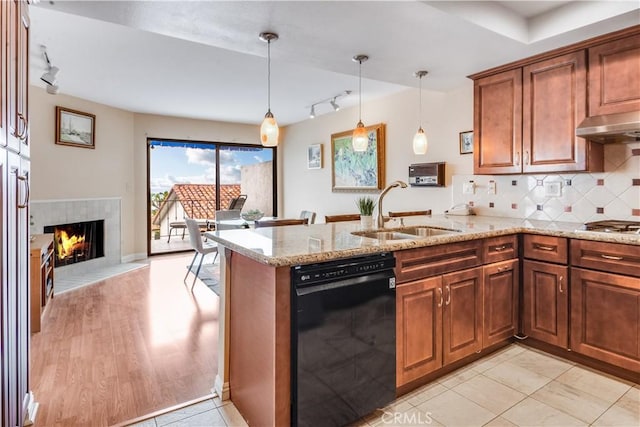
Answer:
[147, 139, 276, 255]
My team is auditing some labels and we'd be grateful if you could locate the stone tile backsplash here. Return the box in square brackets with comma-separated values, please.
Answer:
[452, 142, 640, 223]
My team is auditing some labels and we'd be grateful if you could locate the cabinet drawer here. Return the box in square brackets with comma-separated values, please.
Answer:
[395, 241, 483, 283]
[523, 234, 567, 264]
[483, 235, 518, 264]
[571, 240, 640, 278]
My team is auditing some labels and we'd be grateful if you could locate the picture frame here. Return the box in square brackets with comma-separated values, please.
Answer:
[331, 123, 386, 191]
[55, 106, 96, 149]
[459, 130, 473, 154]
[307, 143, 322, 169]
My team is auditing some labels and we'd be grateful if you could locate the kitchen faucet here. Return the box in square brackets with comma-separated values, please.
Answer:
[376, 180, 408, 228]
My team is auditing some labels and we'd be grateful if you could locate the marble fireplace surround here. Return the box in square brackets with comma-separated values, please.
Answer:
[30, 198, 122, 281]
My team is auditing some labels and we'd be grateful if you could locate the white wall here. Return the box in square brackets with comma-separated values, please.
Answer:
[282, 83, 475, 221]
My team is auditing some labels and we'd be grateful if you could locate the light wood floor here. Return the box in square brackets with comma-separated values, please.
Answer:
[30, 253, 219, 426]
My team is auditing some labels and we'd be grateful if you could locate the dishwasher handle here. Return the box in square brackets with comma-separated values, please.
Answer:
[295, 270, 395, 297]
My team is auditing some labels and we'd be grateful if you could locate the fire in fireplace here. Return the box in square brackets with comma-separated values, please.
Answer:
[44, 220, 105, 267]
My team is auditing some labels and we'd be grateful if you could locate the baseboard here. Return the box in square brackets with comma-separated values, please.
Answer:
[122, 252, 147, 263]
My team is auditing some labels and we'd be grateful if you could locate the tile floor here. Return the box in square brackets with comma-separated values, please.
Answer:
[128, 344, 639, 427]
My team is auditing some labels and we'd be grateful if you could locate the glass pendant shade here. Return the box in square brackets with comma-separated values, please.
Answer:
[413, 127, 428, 155]
[260, 111, 279, 147]
[352, 121, 369, 152]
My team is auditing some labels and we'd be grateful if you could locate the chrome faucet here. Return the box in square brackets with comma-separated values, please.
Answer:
[376, 180, 408, 228]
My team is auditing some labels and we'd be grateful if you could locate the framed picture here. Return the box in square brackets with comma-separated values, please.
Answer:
[307, 143, 322, 169]
[55, 106, 96, 149]
[331, 123, 386, 191]
[459, 130, 473, 154]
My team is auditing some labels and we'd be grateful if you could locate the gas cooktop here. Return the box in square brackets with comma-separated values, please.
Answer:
[582, 220, 640, 234]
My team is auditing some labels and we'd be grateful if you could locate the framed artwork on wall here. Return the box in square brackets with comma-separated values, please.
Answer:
[55, 106, 96, 149]
[330, 123, 386, 191]
[307, 144, 322, 169]
[459, 130, 473, 154]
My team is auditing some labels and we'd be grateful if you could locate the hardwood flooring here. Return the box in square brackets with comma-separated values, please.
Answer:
[30, 253, 219, 426]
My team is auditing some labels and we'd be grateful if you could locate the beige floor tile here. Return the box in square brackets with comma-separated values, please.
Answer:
[401, 382, 448, 406]
[415, 389, 497, 427]
[368, 400, 414, 426]
[453, 374, 527, 414]
[531, 380, 612, 423]
[437, 365, 480, 388]
[555, 365, 633, 404]
[501, 397, 585, 426]
[507, 348, 573, 379]
[129, 419, 157, 427]
[483, 416, 518, 427]
[217, 403, 248, 427]
[483, 360, 552, 395]
[618, 386, 640, 414]
[163, 408, 227, 427]
[592, 402, 640, 427]
[155, 400, 217, 426]
[373, 407, 443, 427]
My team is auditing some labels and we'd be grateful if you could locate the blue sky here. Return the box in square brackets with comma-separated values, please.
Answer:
[150, 143, 273, 194]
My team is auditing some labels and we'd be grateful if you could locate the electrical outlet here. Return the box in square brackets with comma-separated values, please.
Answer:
[488, 180, 496, 195]
[463, 181, 475, 195]
[544, 181, 562, 197]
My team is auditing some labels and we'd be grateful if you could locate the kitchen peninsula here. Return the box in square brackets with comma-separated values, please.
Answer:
[206, 216, 640, 426]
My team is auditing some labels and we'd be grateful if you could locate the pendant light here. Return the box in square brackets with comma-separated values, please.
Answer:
[413, 70, 429, 155]
[352, 54, 369, 152]
[259, 32, 279, 147]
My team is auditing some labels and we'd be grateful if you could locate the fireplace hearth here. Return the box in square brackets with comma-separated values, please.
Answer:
[44, 220, 105, 267]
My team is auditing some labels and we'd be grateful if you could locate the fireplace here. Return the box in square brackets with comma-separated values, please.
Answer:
[44, 220, 105, 267]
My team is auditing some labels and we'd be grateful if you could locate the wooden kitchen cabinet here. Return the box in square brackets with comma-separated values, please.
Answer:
[483, 259, 519, 348]
[442, 267, 483, 365]
[396, 276, 443, 387]
[6, 0, 29, 156]
[588, 34, 640, 116]
[523, 260, 569, 348]
[473, 69, 522, 175]
[570, 268, 640, 373]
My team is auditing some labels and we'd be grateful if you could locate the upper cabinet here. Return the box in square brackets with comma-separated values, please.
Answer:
[6, 0, 29, 156]
[588, 34, 640, 116]
[471, 27, 640, 175]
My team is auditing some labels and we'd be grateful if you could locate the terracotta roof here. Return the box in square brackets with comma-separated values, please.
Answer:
[152, 184, 241, 224]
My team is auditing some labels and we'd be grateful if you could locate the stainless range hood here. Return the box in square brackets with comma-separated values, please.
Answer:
[576, 110, 640, 143]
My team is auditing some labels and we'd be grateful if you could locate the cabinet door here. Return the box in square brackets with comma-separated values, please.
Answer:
[570, 268, 639, 372]
[396, 276, 442, 387]
[16, 1, 28, 157]
[522, 51, 600, 173]
[6, 0, 28, 155]
[483, 259, 519, 348]
[589, 34, 640, 116]
[473, 69, 522, 175]
[0, 149, 8, 427]
[0, 0, 7, 148]
[442, 267, 483, 365]
[523, 260, 568, 347]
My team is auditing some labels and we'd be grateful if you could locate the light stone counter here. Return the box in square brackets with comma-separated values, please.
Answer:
[205, 215, 640, 267]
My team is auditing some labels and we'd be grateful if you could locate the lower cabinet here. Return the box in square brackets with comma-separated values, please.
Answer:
[570, 268, 640, 372]
[483, 259, 519, 348]
[396, 267, 484, 387]
[523, 260, 569, 347]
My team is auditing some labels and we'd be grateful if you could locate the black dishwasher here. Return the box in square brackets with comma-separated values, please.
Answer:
[291, 252, 396, 427]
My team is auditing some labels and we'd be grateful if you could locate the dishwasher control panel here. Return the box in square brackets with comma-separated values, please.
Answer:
[292, 252, 395, 286]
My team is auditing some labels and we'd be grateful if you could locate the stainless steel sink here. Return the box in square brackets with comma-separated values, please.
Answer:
[352, 226, 460, 241]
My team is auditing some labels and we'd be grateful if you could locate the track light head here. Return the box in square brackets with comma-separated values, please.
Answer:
[41, 66, 59, 86]
[46, 84, 59, 95]
[330, 98, 340, 111]
[309, 104, 316, 119]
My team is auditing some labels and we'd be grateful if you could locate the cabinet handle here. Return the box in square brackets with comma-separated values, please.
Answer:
[524, 150, 530, 165]
[558, 275, 563, 293]
[437, 287, 443, 308]
[600, 254, 623, 261]
[445, 285, 451, 305]
[534, 244, 555, 251]
[17, 113, 29, 141]
[497, 266, 512, 273]
[493, 245, 507, 252]
[515, 151, 520, 166]
[17, 171, 30, 209]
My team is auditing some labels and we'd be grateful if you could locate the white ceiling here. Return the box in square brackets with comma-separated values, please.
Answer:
[29, 1, 640, 126]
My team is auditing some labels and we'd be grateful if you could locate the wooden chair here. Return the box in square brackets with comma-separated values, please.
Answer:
[183, 218, 219, 291]
[254, 218, 308, 228]
[388, 210, 432, 217]
[325, 214, 360, 223]
[300, 210, 316, 224]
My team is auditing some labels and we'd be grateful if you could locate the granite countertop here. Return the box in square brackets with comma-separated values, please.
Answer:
[204, 215, 640, 267]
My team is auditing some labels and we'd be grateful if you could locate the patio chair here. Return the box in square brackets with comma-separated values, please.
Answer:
[183, 218, 219, 291]
[227, 195, 247, 210]
[214, 209, 243, 230]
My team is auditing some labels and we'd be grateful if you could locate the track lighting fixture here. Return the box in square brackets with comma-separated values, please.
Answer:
[259, 32, 279, 147]
[305, 90, 350, 119]
[40, 46, 60, 93]
[352, 54, 369, 152]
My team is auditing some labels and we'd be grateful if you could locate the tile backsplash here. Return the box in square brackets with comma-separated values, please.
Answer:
[452, 142, 640, 223]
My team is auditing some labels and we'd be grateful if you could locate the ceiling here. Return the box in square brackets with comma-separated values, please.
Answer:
[29, 1, 639, 126]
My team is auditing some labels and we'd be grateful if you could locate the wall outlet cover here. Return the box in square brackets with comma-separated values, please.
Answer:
[544, 181, 562, 197]
[463, 181, 475, 195]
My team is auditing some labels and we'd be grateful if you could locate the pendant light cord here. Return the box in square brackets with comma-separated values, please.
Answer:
[358, 59, 362, 121]
[267, 40, 271, 112]
[418, 74, 422, 128]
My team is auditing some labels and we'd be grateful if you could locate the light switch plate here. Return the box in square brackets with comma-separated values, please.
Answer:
[488, 180, 496, 195]
[463, 181, 475, 195]
[544, 181, 562, 197]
